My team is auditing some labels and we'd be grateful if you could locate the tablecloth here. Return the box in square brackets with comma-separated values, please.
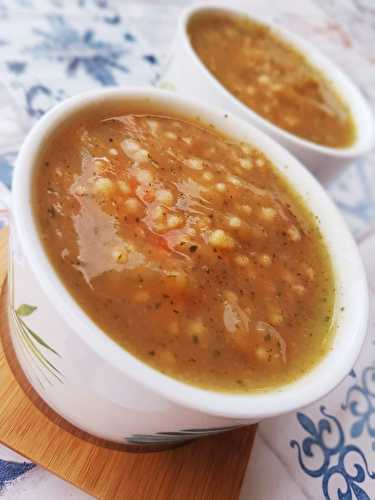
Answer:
[0, 0, 374, 498]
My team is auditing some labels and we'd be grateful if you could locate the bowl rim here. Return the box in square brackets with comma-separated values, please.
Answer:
[179, 2, 375, 158]
[12, 86, 368, 419]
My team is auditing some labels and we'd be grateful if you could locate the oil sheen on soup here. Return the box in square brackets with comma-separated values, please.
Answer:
[33, 104, 335, 393]
[189, 12, 355, 148]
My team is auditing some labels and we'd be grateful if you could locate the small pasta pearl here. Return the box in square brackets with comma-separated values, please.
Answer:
[228, 216, 242, 228]
[234, 254, 249, 267]
[165, 131, 177, 140]
[135, 169, 153, 184]
[155, 189, 174, 206]
[258, 254, 272, 267]
[240, 204, 252, 215]
[92, 177, 113, 194]
[185, 158, 203, 170]
[124, 197, 143, 215]
[167, 214, 183, 229]
[287, 225, 301, 242]
[239, 158, 252, 170]
[202, 171, 214, 181]
[117, 180, 131, 194]
[215, 182, 227, 193]
[260, 207, 277, 221]
[208, 229, 235, 250]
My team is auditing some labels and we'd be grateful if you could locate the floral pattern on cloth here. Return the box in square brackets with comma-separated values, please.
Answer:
[0, 0, 374, 499]
[291, 406, 375, 499]
[0, 461, 35, 491]
[0, 0, 160, 118]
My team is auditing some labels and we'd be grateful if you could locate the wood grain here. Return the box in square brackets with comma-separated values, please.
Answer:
[0, 228, 256, 499]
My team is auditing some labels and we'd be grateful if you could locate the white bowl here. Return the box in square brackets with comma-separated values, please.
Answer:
[10, 87, 367, 446]
[160, 2, 375, 185]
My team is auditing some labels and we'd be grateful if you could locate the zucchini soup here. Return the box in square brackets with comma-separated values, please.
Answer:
[33, 102, 335, 393]
[189, 12, 356, 148]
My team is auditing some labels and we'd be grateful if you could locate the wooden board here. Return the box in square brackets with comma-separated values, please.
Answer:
[0, 228, 256, 499]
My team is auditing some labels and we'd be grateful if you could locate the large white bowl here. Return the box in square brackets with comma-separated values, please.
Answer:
[160, 2, 375, 185]
[10, 87, 367, 446]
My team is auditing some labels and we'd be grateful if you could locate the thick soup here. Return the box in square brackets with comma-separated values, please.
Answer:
[189, 12, 355, 148]
[33, 103, 335, 392]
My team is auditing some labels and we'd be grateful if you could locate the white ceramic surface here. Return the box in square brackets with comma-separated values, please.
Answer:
[9, 87, 368, 445]
[160, 2, 375, 185]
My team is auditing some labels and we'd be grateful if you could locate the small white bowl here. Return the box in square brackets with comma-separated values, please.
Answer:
[10, 87, 367, 446]
[160, 3, 375, 185]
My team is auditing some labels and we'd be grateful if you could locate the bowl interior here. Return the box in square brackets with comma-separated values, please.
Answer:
[13, 87, 368, 419]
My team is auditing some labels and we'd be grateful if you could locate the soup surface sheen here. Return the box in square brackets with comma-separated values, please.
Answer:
[34, 104, 335, 392]
[189, 12, 355, 148]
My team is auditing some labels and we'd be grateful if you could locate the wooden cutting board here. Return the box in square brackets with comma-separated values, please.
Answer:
[0, 228, 256, 499]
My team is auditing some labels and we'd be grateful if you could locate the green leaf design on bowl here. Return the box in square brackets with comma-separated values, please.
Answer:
[9, 257, 63, 387]
[13, 304, 63, 384]
[16, 304, 37, 316]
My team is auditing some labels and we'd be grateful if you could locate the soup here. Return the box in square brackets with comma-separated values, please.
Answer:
[189, 12, 355, 148]
[33, 102, 335, 392]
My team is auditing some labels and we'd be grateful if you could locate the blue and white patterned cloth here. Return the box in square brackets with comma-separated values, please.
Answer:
[0, 1, 374, 498]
